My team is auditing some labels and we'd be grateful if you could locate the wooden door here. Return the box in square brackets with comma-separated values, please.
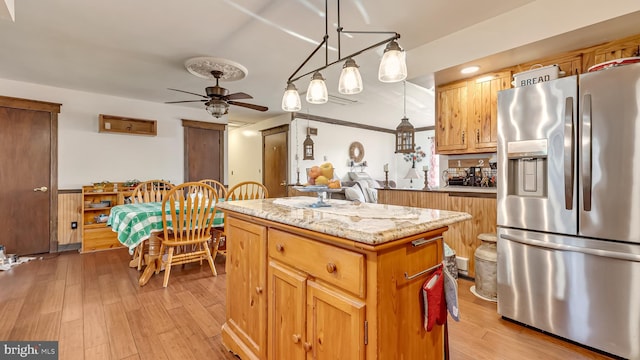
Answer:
[468, 71, 511, 152]
[436, 81, 468, 154]
[0, 97, 60, 255]
[306, 281, 365, 360]
[182, 120, 225, 183]
[225, 217, 267, 359]
[263, 125, 288, 198]
[268, 261, 306, 360]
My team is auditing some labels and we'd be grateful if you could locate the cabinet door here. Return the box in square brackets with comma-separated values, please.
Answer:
[591, 36, 640, 66]
[268, 261, 306, 360]
[468, 71, 511, 152]
[306, 281, 365, 360]
[436, 81, 468, 154]
[225, 217, 268, 359]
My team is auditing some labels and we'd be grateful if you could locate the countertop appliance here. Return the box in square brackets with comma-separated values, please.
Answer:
[496, 62, 640, 359]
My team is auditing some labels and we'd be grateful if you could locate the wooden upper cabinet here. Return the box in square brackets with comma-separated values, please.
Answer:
[436, 71, 510, 154]
[467, 70, 511, 152]
[436, 80, 468, 153]
[590, 35, 640, 68]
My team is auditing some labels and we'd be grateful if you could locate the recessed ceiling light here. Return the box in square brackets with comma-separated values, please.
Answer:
[460, 66, 480, 74]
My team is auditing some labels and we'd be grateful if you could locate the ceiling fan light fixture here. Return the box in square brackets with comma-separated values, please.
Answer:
[206, 100, 229, 118]
[378, 40, 407, 83]
[282, 82, 302, 112]
[306, 71, 328, 104]
[338, 58, 363, 95]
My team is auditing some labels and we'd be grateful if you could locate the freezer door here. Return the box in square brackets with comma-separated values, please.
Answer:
[579, 63, 640, 243]
[497, 227, 640, 359]
[497, 76, 578, 234]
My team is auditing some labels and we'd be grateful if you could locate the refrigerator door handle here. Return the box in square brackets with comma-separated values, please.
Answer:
[564, 97, 575, 210]
[500, 234, 640, 262]
[582, 94, 592, 211]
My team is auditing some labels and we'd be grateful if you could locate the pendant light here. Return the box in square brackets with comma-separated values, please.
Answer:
[379, 40, 407, 83]
[281, 0, 406, 111]
[303, 126, 315, 160]
[395, 81, 415, 153]
[282, 82, 302, 112]
[306, 71, 328, 104]
[338, 58, 363, 95]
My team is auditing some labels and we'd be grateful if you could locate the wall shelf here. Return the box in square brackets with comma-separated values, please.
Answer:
[99, 114, 157, 136]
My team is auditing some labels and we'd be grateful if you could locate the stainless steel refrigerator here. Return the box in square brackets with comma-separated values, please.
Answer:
[496, 62, 640, 359]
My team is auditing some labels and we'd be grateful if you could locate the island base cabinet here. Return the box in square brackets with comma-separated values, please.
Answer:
[376, 238, 445, 359]
[268, 262, 306, 360]
[268, 260, 365, 360]
[222, 217, 268, 360]
[306, 280, 366, 360]
[222, 211, 446, 359]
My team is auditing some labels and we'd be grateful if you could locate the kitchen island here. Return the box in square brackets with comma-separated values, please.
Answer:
[216, 196, 471, 360]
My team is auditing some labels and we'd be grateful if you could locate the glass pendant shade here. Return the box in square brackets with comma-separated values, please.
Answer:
[338, 58, 363, 94]
[306, 71, 328, 104]
[206, 100, 229, 118]
[395, 116, 415, 153]
[379, 40, 407, 83]
[282, 83, 302, 112]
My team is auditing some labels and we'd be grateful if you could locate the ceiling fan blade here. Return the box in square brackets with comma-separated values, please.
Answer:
[165, 100, 207, 104]
[167, 88, 209, 99]
[225, 92, 253, 100]
[228, 101, 268, 112]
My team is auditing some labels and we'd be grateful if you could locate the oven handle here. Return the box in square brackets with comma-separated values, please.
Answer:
[500, 234, 640, 262]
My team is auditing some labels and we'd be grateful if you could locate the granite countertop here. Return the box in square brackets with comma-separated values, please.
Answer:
[217, 197, 471, 245]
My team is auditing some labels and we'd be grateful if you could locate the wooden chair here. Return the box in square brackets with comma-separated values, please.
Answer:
[226, 181, 269, 201]
[198, 179, 227, 199]
[130, 179, 174, 203]
[156, 182, 219, 287]
[130, 180, 174, 270]
[213, 181, 269, 256]
[198, 179, 227, 258]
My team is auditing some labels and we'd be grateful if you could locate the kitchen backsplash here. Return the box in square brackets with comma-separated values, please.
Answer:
[444, 157, 497, 187]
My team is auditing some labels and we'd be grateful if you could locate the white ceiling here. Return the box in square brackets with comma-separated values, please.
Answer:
[1, 0, 639, 129]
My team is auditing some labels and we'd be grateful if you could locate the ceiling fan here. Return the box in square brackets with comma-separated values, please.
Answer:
[166, 70, 268, 118]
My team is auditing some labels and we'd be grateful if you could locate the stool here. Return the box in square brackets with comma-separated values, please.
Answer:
[471, 233, 497, 302]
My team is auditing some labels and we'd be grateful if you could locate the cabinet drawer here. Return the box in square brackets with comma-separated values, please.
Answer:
[268, 228, 365, 298]
[83, 228, 122, 252]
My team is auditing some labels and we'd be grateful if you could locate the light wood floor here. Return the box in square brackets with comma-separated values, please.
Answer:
[0, 249, 614, 360]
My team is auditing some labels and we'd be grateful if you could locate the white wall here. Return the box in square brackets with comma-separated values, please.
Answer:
[0, 78, 225, 189]
[227, 113, 291, 188]
[290, 118, 396, 184]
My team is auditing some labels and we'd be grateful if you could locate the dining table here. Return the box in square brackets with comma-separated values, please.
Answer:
[107, 201, 224, 286]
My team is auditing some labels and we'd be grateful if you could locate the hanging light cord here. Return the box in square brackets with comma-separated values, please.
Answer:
[403, 80, 407, 118]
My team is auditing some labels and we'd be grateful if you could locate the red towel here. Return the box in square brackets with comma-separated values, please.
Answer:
[422, 264, 446, 332]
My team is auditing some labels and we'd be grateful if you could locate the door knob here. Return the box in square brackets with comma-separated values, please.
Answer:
[33, 186, 48, 192]
[303, 342, 312, 352]
[292, 334, 301, 344]
[280, 181, 287, 186]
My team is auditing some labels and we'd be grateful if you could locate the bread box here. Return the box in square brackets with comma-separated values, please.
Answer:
[512, 64, 564, 87]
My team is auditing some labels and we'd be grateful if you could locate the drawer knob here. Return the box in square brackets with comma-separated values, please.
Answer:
[326, 262, 337, 273]
[292, 334, 301, 344]
[255, 286, 263, 294]
[276, 244, 284, 252]
[303, 342, 312, 352]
